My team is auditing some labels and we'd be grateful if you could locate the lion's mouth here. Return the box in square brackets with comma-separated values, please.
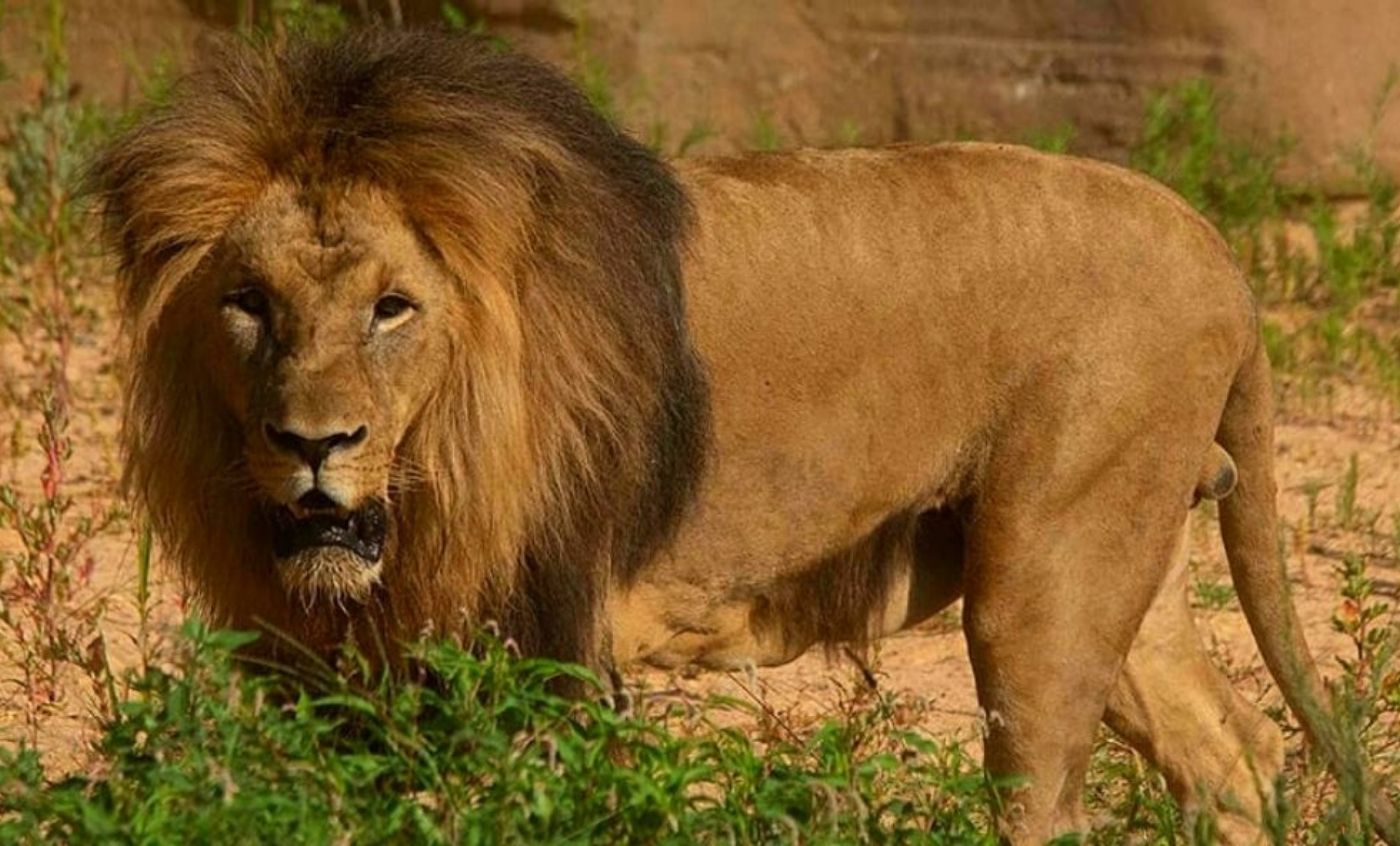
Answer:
[270, 497, 388, 564]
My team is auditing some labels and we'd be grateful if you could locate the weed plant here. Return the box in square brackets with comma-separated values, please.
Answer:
[0, 625, 1000, 844]
[0, 0, 124, 743]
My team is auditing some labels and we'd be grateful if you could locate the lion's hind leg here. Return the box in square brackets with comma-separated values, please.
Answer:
[1104, 518, 1284, 844]
[962, 458, 1196, 843]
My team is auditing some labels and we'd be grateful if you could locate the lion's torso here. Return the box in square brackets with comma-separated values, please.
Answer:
[607, 143, 1253, 671]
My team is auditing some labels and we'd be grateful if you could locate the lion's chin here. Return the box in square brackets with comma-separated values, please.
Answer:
[266, 498, 389, 605]
[276, 547, 383, 607]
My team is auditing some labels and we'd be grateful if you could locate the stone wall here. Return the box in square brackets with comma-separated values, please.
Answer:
[3, 0, 1398, 188]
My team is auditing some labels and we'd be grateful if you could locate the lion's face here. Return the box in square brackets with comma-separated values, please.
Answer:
[206, 183, 455, 601]
[91, 30, 703, 662]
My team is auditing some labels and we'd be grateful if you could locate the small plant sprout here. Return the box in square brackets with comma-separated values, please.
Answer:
[1337, 453, 1360, 531]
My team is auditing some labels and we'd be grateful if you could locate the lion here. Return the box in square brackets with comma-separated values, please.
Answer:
[87, 30, 1396, 844]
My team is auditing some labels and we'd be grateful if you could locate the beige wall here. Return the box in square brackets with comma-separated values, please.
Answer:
[3, 0, 1398, 189]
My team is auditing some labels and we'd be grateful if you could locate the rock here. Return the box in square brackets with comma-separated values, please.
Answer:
[2, 0, 1396, 189]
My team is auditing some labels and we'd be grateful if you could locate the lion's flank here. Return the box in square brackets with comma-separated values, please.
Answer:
[86, 29, 710, 667]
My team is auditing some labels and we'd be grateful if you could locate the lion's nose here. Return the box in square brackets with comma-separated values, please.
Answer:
[264, 423, 368, 471]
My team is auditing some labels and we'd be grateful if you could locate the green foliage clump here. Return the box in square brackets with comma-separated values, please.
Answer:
[1131, 78, 1293, 241]
[1, 2, 109, 273]
[1025, 123, 1077, 155]
[261, 0, 349, 41]
[0, 623, 1001, 844]
[751, 113, 784, 153]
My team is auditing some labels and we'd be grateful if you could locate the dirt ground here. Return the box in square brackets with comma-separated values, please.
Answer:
[1, 274, 1396, 775]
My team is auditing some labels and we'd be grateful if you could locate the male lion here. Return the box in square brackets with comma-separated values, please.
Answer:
[89, 30, 1395, 843]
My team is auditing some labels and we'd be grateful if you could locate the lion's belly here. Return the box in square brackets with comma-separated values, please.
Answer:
[608, 508, 966, 671]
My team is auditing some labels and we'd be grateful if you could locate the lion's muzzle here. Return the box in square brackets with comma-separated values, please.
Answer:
[270, 497, 388, 564]
[269, 496, 389, 605]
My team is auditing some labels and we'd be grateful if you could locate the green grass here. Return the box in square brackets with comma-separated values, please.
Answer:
[0, 624, 1002, 844]
[1337, 454, 1361, 531]
[263, 0, 348, 39]
[1192, 577, 1238, 612]
[750, 112, 785, 153]
[1131, 79, 1294, 242]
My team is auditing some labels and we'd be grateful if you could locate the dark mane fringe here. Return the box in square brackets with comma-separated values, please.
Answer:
[86, 29, 709, 668]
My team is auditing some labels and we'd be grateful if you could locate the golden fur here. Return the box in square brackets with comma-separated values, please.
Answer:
[89, 30, 1396, 845]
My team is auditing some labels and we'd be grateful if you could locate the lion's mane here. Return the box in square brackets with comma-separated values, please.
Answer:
[87, 30, 709, 665]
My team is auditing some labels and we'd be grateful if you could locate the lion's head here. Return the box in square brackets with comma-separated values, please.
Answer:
[87, 30, 708, 662]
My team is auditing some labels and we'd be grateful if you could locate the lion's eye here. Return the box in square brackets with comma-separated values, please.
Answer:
[372, 294, 416, 327]
[224, 287, 270, 319]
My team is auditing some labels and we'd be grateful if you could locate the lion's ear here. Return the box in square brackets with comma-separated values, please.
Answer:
[85, 118, 268, 326]
[83, 34, 274, 323]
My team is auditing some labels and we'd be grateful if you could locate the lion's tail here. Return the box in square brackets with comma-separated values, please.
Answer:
[1218, 337, 1398, 843]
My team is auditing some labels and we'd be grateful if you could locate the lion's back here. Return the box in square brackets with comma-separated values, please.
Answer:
[675, 142, 1256, 418]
